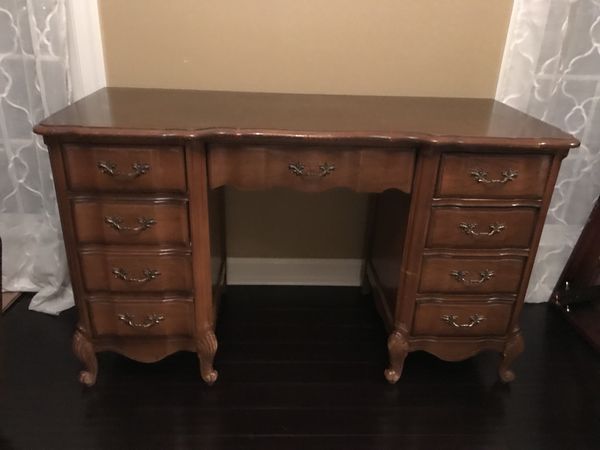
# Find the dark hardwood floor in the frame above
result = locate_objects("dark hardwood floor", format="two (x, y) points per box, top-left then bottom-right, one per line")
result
(0, 286), (599, 450)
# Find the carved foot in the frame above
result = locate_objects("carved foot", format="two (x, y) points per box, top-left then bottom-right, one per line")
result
(384, 329), (409, 384)
(72, 326), (98, 387)
(498, 331), (524, 383)
(197, 330), (219, 385)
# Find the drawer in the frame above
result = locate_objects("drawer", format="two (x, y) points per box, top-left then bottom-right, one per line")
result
(412, 301), (513, 337)
(436, 153), (551, 198)
(419, 255), (525, 294)
(208, 144), (415, 193)
(426, 206), (537, 249)
(63, 144), (186, 193)
(79, 251), (193, 293)
(90, 300), (194, 337)
(72, 198), (190, 245)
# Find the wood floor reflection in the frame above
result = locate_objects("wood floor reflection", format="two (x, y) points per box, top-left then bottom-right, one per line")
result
(0, 286), (598, 449)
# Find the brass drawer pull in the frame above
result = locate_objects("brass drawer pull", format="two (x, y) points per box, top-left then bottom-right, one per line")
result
(470, 168), (518, 184)
(104, 216), (157, 233)
(459, 222), (505, 237)
(97, 161), (150, 179)
(450, 269), (494, 285)
(288, 162), (335, 178)
(117, 313), (165, 329)
(112, 267), (161, 283)
(440, 314), (486, 328)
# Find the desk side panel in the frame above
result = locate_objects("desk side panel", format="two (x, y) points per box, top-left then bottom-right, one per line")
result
(208, 184), (226, 309)
(369, 190), (411, 329)
(46, 138), (93, 334)
(393, 148), (441, 331)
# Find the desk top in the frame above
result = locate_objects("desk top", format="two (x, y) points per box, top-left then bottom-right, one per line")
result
(35, 87), (579, 149)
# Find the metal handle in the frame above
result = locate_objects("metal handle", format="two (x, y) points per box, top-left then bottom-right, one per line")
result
(288, 162), (335, 178)
(117, 313), (165, 329)
(112, 267), (160, 283)
(104, 216), (157, 233)
(459, 222), (505, 237)
(470, 168), (518, 184)
(440, 314), (486, 328)
(450, 269), (495, 285)
(97, 161), (150, 179)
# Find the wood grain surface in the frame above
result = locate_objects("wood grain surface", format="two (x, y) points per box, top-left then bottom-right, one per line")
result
(35, 88), (578, 149)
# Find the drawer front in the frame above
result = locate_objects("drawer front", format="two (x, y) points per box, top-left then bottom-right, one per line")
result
(427, 207), (537, 249)
(419, 255), (525, 294)
(90, 300), (194, 337)
(72, 199), (190, 245)
(79, 252), (193, 293)
(413, 301), (513, 337)
(436, 153), (551, 198)
(208, 144), (415, 193)
(64, 144), (187, 193)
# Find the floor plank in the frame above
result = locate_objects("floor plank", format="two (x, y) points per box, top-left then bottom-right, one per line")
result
(0, 286), (599, 450)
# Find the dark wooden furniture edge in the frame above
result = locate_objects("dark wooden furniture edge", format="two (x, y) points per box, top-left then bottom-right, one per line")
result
(551, 198), (600, 352)
(33, 88), (579, 150)
(34, 124), (579, 150)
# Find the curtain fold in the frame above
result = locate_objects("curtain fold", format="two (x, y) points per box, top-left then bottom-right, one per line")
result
(0, 0), (73, 314)
(496, 0), (600, 302)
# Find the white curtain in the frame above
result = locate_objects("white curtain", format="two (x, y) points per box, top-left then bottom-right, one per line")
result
(496, 0), (600, 302)
(0, 0), (73, 314)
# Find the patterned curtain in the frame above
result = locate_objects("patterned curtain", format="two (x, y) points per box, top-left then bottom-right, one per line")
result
(0, 0), (73, 314)
(496, 0), (600, 302)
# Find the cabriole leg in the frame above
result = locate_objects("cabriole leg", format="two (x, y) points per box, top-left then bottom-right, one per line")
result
(498, 330), (524, 383)
(72, 325), (98, 387)
(197, 330), (219, 385)
(384, 329), (409, 384)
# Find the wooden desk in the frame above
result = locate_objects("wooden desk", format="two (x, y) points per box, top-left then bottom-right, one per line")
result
(35, 88), (579, 386)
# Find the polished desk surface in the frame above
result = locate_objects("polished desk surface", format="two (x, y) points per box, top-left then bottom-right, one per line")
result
(36, 87), (578, 148)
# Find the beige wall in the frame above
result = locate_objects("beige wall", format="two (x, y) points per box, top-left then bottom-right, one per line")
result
(99, 0), (513, 258)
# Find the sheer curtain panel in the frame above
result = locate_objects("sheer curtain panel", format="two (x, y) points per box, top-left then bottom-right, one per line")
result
(0, 0), (73, 314)
(497, 0), (600, 302)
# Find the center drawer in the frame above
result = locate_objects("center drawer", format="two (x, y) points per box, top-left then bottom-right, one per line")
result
(79, 251), (193, 293)
(208, 144), (415, 193)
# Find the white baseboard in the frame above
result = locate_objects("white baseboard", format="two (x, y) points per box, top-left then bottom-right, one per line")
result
(226, 258), (364, 286)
